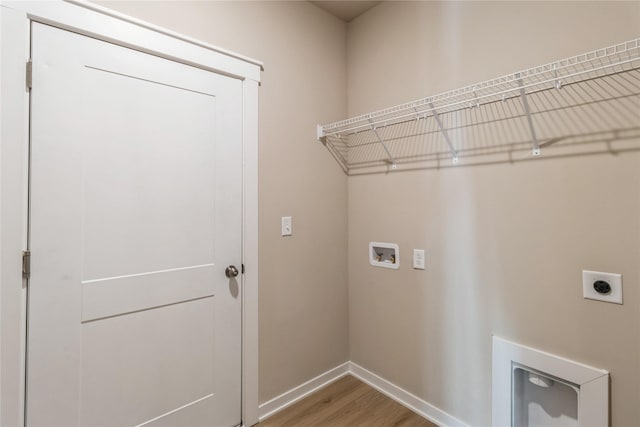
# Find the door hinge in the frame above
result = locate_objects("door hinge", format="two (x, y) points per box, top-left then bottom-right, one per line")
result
(241, 264), (245, 274)
(26, 60), (33, 90)
(22, 251), (31, 279)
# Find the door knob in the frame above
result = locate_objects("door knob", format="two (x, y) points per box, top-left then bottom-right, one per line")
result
(225, 265), (239, 278)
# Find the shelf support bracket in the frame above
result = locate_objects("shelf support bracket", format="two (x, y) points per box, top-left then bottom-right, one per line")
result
(516, 76), (541, 156)
(429, 103), (459, 164)
(368, 119), (397, 169)
(552, 64), (563, 90)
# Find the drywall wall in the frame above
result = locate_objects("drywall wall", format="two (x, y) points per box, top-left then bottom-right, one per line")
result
(347, 2), (639, 426)
(96, 1), (349, 404)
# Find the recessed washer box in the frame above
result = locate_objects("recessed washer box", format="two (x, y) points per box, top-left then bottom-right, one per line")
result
(369, 242), (399, 269)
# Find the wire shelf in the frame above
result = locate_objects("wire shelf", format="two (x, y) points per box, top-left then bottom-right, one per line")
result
(318, 38), (640, 174)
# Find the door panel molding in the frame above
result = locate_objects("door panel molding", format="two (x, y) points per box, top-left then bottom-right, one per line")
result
(82, 264), (216, 322)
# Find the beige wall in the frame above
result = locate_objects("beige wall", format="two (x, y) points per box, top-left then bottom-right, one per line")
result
(347, 2), (640, 426)
(96, 1), (350, 404)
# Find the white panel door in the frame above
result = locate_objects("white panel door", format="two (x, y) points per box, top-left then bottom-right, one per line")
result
(27, 22), (243, 427)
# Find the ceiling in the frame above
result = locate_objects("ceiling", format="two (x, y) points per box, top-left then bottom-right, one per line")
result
(310, 1), (382, 22)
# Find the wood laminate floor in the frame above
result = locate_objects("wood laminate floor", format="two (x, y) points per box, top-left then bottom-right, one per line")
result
(258, 375), (439, 427)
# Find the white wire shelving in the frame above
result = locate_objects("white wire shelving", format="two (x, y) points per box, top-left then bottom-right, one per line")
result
(317, 38), (640, 175)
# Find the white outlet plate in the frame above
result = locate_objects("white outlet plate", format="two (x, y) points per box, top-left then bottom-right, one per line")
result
(582, 270), (622, 304)
(413, 249), (425, 270)
(281, 216), (292, 236)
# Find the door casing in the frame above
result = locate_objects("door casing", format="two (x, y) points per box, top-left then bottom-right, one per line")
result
(0, 2), (261, 426)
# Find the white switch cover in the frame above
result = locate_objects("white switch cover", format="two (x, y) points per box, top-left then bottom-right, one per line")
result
(413, 249), (425, 270)
(281, 216), (292, 236)
(582, 270), (622, 304)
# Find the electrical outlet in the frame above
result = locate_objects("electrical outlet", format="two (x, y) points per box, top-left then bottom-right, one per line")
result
(281, 216), (292, 236)
(582, 270), (622, 304)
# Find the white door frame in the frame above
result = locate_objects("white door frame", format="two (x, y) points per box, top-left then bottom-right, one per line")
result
(0, 1), (261, 426)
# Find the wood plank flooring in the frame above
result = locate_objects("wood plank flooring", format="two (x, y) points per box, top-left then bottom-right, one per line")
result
(258, 375), (438, 427)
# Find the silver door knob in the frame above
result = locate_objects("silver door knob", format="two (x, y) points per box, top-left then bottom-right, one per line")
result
(225, 265), (239, 278)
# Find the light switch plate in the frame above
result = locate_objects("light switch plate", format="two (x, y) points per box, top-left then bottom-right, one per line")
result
(281, 216), (292, 236)
(413, 249), (425, 270)
(582, 270), (622, 304)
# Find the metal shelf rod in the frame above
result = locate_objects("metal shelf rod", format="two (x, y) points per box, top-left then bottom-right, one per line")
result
(320, 56), (639, 137)
(330, 69), (638, 147)
(321, 38), (639, 132)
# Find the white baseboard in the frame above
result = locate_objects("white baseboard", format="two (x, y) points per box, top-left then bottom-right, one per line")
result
(349, 362), (469, 427)
(257, 362), (350, 422)
(258, 360), (469, 427)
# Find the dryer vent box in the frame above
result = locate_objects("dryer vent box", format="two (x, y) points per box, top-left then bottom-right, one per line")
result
(369, 242), (399, 269)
